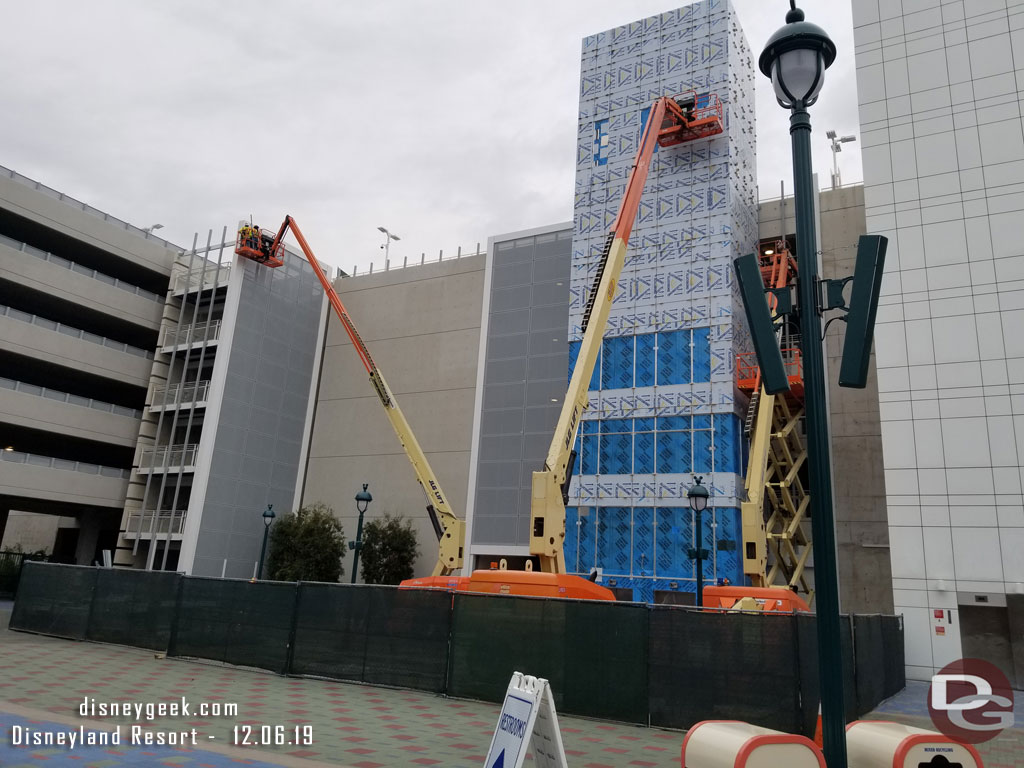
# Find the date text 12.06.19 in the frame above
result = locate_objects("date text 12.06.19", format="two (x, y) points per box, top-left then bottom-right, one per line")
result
(233, 725), (313, 746)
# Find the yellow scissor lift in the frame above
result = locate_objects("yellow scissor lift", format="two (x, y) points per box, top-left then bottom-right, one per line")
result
(733, 241), (814, 607)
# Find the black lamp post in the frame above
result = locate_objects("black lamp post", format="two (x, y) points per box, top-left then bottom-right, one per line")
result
(349, 484), (372, 584)
(686, 476), (710, 608)
(760, 3), (846, 767)
(257, 504), (275, 580)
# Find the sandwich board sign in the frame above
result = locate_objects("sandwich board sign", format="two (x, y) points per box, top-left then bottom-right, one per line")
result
(483, 671), (568, 768)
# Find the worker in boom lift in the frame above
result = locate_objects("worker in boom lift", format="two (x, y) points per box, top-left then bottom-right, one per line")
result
(258, 229), (274, 261)
(239, 224), (258, 251)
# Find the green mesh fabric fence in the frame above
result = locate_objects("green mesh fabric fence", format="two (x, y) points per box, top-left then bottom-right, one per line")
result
(853, 614), (886, 713)
(9, 564), (906, 731)
(649, 607), (801, 732)
(10, 562), (97, 639)
(881, 615), (906, 699)
(796, 613), (865, 736)
(169, 578), (297, 673)
(290, 584), (451, 692)
(448, 593), (649, 724)
(362, 587), (451, 691)
(87, 569), (181, 650)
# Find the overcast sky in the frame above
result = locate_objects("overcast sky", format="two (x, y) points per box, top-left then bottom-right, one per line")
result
(1, 1), (859, 274)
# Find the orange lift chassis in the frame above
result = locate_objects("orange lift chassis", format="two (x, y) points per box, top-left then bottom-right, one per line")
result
(234, 217), (465, 577)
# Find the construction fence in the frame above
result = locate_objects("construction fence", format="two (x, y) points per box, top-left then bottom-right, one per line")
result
(9, 562), (904, 734)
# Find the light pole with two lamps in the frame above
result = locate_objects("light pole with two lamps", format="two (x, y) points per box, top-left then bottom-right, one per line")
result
(759, 3), (847, 767)
(257, 504), (275, 580)
(686, 476), (710, 607)
(377, 226), (400, 264)
(349, 484), (373, 583)
(827, 130), (857, 190)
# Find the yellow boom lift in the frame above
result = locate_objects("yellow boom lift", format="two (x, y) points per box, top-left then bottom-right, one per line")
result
(234, 218), (465, 577)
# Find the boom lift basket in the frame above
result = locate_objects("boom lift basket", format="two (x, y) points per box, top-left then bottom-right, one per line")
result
(235, 228), (284, 268)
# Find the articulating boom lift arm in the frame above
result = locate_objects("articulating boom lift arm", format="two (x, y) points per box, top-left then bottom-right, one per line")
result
(263, 217), (465, 577)
(529, 95), (723, 574)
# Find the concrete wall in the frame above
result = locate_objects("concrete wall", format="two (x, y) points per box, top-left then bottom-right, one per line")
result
(0, 314), (153, 387)
(303, 255), (484, 580)
(0, 461), (128, 508)
(0, 511), (68, 554)
(0, 387), (140, 447)
(0, 167), (176, 277)
(0, 239), (163, 331)
(0, 167), (177, 561)
(757, 185), (893, 615)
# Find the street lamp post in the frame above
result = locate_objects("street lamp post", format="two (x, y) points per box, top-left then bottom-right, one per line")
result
(349, 484), (373, 583)
(257, 504), (275, 580)
(760, 3), (846, 767)
(686, 476), (710, 608)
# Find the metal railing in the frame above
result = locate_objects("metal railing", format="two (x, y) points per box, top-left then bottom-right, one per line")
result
(0, 449), (130, 479)
(124, 509), (188, 536)
(349, 243), (486, 277)
(0, 232), (164, 302)
(0, 163), (183, 252)
(151, 380), (211, 406)
(172, 264), (230, 294)
(0, 304), (154, 359)
(0, 376), (141, 418)
(162, 320), (220, 349)
(138, 443), (198, 470)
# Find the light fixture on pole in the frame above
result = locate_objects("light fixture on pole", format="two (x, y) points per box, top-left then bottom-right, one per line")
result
(142, 224), (164, 234)
(759, 2), (846, 766)
(257, 504), (275, 580)
(377, 226), (400, 263)
(686, 476), (710, 608)
(826, 130), (857, 190)
(349, 484), (372, 583)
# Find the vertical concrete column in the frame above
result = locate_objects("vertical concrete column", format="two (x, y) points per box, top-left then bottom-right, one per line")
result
(74, 513), (101, 565)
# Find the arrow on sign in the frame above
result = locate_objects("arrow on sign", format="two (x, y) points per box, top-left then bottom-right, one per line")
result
(489, 748), (505, 768)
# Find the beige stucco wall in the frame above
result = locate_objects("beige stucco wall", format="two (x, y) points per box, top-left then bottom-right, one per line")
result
(301, 255), (485, 579)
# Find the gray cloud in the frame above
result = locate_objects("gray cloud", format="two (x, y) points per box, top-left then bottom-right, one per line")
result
(1, 1), (860, 273)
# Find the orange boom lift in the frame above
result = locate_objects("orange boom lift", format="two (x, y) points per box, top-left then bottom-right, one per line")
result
(235, 217), (465, 578)
(405, 92), (726, 599)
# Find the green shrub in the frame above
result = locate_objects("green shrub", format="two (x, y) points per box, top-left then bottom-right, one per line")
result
(359, 514), (419, 585)
(267, 502), (346, 583)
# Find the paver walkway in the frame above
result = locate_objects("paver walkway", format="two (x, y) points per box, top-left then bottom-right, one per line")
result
(2, 605), (1021, 767)
(0, 607), (679, 767)
(864, 679), (1024, 768)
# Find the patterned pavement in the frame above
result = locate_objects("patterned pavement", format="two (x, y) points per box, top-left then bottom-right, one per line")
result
(3, 604), (1022, 767)
(0, 605), (680, 767)
(864, 679), (1024, 768)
